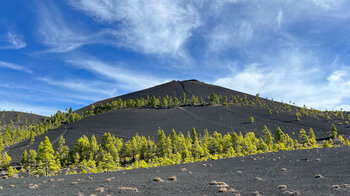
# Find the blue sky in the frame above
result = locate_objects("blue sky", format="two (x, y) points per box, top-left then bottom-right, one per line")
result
(1, 0), (350, 116)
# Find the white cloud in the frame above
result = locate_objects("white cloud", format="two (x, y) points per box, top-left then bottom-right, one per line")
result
(36, 2), (97, 53)
(69, 0), (201, 56)
(67, 59), (168, 91)
(214, 49), (350, 111)
(0, 101), (57, 116)
(208, 21), (253, 51)
(0, 60), (32, 73)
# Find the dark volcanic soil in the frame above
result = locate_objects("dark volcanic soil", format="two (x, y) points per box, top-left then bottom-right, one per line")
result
(6, 103), (350, 162)
(1, 147), (349, 196)
(0, 111), (48, 130)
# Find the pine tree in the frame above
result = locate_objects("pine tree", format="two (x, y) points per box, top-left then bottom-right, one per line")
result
(308, 128), (316, 146)
(330, 123), (337, 139)
(0, 137), (3, 152)
(1, 152), (11, 169)
(191, 127), (198, 144)
(74, 152), (80, 165)
(37, 136), (57, 175)
(28, 149), (37, 166)
(157, 129), (167, 157)
(21, 150), (28, 167)
(29, 130), (36, 144)
(275, 127), (286, 144)
(262, 126), (273, 149)
(58, 136), (70, 166)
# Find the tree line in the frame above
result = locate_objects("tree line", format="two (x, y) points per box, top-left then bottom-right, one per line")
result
(1, 124), (349, 177)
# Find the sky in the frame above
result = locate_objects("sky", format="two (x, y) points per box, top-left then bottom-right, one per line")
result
(1, 0), (350, 116)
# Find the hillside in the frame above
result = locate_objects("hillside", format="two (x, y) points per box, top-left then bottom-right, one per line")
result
(0, 111), (48, 131)
(76, 79), (257, 114)
(1, 147), (349, 195)
(4, 80), (350, 162)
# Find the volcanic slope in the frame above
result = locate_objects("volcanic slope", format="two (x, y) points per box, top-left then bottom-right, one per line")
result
(76, 79), (257, 114)
(0, 111), (48, 131)
(5, 80), (350, 162)
(2, 146), (350, 196)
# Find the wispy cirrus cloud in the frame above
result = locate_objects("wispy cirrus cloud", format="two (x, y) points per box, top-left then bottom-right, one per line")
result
(67, 58), (168, 91)
(0, 60), (32, 73)
(0, 32), (26, 50)
(0, 101), (57, 116)
(214, 48), (350, 110)
(68, 0), (201, 57)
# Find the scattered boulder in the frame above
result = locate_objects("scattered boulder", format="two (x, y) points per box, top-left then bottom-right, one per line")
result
(29, 184), (39, 189)
(10, 184), (15, 188)
(87, 176), (94, 180)
(332, 185), (341, 189)
(254, 177), (263, 181)
(105, 178), (111, 182)
(315, 158), (321, 161)
(278, 185), (287, 189)
(253, 190), (259, 195)
(280, 168), (287, 172)
(210, 180), (229, 187)
(237, 171), (242, 174)
(153, 177), (164, 182)
(118, 186), (139, 193)
(57, 178), (64, 182)
(342, 184), (350, 188)
(96, 186), (104, 193)
(0, 186), (3, 190)
(168, 176), (177, 181)
(180, 168), (187, 172)
(71, 181), (78, 185)
(218, 187), (227, 192)
(283, 190), (300, 195)
(313, 174), (324, 179)
(2, 176), (8, 179)
(49, 178), (55, 182)
(76, 192), (84, 196)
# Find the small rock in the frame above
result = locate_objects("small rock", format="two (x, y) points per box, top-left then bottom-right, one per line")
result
(168, 176), (177, 181)
(180, 168), (187, 172)
(188, 171), (192, 174)
(313, 174), (324, 179)
(77, 192), (84, 196)
(210, 180), (229, 187)
(57, 178), (64, 182)
(96, 186), (104, 193)
(49, 178), (55, 182)
(237, 171), (242, 174)
(235, 194), (241, 196)
(34, 174), (40, 178)
(208, 164), (213, 166)
(29, 184), (39, 189)
(278, 185), (287, 189)
(71, 181), (78, 185)
(332, 185), (341, 189)
(10, 184), (15, 188)
(218, 187), (227, 192)
(253, 190), (259, 195)
(254, 177), (263, 181)
(2, 176), (8, 179)
(315, 158), (321, 161)
(228, 188), (236, 192)
(0, 186), (3, 190)
(280, 168), (287, 172)
(283, 190), (300, 195)
(342, 184), (350, 188)
(153, 177), (164, 182)
(42, 180), (48, 183)
(87, 176), (94, 180)
(277, 157), (281, 159)
(105, 178), (111, 182)
(118, 186), (138, 192)
(88, 194), (96, 196)
(202, 163), (207, 166)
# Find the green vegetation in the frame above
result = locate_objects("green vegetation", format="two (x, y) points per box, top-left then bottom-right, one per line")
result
(250, 117), (254, 123)
(3, 126), (347, 177)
